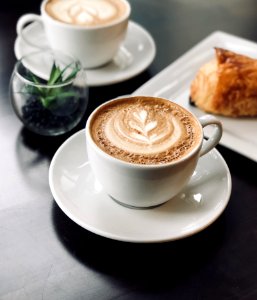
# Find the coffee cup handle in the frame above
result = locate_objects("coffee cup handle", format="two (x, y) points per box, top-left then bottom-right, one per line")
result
(198, 115), (223, 157)
(16, 14), (43, 48)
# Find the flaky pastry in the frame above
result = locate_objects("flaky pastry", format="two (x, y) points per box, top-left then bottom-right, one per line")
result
(190, 47), (257, 117)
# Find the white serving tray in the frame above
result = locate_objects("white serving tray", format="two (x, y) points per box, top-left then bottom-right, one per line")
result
(133, 31), (257, 162)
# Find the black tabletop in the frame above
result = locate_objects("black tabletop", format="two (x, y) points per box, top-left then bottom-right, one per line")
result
(1, 1), (257, 299)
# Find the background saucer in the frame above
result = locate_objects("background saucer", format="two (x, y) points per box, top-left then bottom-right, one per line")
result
(14, 21), (156, 86)
(49, 130), (232, 243)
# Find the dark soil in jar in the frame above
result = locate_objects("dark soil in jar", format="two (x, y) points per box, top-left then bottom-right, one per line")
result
(21, 96), (87, 134)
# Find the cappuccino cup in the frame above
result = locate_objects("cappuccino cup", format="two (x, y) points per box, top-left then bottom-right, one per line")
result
(85, 96), (223, 209)
(17, 0), (131, 69)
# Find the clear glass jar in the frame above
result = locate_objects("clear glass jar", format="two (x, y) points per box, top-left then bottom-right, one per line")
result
(10, 50), (88, 136)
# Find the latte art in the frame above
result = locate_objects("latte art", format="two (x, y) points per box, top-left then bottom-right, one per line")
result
(45, 0), (128, 26)
(105, 107), (183, 155)
(90, 97), (202, 164)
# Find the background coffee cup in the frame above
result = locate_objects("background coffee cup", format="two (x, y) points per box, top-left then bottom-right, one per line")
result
(16, 0), (131, 69)
(85, 96), (223, 209)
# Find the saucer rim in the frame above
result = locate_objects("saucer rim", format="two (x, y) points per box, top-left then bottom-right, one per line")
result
(49, 129), (232, 243)
(14, 20), (156, 87)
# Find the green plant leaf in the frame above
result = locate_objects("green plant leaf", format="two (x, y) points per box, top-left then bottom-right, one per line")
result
(23, 61), (81, 109)
(47, 62), (63, 85)
(62, 66), (80, 84)
(42, 91), (80, 108)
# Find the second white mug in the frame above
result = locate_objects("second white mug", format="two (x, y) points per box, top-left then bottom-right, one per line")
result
(17, 0), (131, 69)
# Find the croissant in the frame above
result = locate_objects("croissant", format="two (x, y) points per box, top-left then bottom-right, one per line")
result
(190, 47), (257, 117)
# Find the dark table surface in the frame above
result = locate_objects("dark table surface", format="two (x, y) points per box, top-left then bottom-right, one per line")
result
(1, 1), (257, 299)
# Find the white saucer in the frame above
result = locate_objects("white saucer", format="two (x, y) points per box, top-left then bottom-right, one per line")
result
(49, 130), (232, 243)
(14, 21), (156, 87)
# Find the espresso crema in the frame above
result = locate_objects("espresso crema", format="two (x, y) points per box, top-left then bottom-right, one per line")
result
(90, 97), (202, 165)
(45, 0), (128, 26)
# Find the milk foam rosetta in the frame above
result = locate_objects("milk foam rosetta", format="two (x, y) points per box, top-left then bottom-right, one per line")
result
(45, 0), (127, 26)
(90, 97), (202, 164)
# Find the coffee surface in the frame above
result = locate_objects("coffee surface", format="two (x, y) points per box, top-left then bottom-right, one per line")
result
(45, 0), (128, 26)
(90, 97), (202, 164)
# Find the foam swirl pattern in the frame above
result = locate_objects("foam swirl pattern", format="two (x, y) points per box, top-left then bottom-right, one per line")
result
(105, 107), (183, 154)
(46, 0), (126, 26)
(90, 97), (201, 164)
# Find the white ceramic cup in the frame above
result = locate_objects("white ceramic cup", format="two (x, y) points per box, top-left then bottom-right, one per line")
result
(16, 0), (131, 69)
(85, 96), (223, 209)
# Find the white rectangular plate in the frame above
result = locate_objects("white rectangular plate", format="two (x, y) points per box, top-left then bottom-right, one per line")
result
(133, 31), (257, 162)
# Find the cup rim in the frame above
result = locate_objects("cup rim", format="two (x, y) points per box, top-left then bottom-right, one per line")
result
(85, 96), (204, 169)
(14, 50), (83, 88)
(41, 0), (131, 30)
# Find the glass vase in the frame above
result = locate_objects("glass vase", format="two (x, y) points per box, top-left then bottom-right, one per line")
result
(10, 50), (88, 136)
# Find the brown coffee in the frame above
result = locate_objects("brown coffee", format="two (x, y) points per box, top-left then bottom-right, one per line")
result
(89, 96), (202, 165)
(45, 0), (128, 27)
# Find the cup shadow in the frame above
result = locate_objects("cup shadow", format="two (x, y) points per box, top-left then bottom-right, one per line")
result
(15, 125), (86, 190)
(51, 200), (228, 291)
